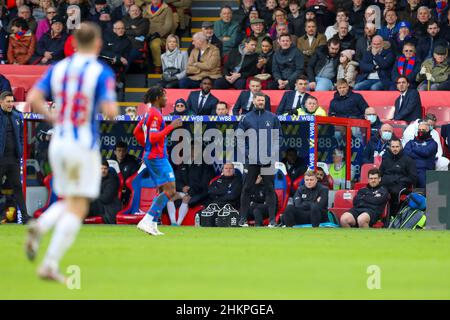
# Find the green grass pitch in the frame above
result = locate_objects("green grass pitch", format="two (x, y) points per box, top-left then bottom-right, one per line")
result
(1, 224), (450, 299)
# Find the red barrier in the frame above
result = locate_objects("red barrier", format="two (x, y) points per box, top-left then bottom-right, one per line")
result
(0, 65), (49, 97)
(162, 89), (450, 117)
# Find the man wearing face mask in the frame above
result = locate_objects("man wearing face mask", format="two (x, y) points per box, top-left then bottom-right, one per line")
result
(364, 107), (383, 137)
(380, 138), (417, 215)
(404, 122), (438, 188)
(402, 113), (450, 171)
(362, 124), (395, 164)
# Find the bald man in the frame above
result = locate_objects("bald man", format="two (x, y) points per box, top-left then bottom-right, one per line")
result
(362, 123), (395, 164)
(364, 107), (383, 136)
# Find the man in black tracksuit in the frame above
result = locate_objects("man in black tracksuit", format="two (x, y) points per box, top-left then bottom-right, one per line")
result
(0, 91), (28, 223)
(207, 163), (242, 209)
(282, 170), (328, 227)
(341, 168), (389, 228)
(237, 92), (281, 227)
(380, 138), (417, 215)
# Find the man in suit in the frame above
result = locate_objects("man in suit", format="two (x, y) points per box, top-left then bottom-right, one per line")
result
(232, 78), (271, 115)
(393, 75), (422, 122)
(186, 76), (219, 115)
(276, 75), (311, 115)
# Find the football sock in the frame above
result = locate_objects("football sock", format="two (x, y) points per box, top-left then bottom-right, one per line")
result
(177, 203), (189, 226)
(167, 201), (177, 224)
(37, 201), (66, 234)
(147, 192), (169, 222)
(43, 212), (81, 268)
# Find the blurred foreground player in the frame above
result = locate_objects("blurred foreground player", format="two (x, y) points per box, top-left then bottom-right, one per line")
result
(25, 22), (119, 283)
(133, 86), (182, 236)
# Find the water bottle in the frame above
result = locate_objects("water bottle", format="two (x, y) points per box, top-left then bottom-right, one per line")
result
(195, 213), (200, 227)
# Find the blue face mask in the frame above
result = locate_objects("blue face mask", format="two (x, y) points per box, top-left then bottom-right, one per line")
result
(334, 131), (342, 140)
(366, 115), (377, 124)
(381, 131), (392, 141)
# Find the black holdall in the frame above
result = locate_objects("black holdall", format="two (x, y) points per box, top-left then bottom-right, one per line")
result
(200, 203), (221, 227)
(215, 204), (240, 228)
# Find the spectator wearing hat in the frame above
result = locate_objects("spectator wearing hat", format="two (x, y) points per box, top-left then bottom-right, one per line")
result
(123, 4), (149, 62)
(160, 34), (187, 88)
(287, 0), (304, 37)
(269, 34), (304, 90)
(32, 15), (67, 65)
(416, 20), (449, 61)
(242, 5), (260, 37)
(249, 18), (267, 53)
(306, 37), (341, 91)
(354, 35), (395, 90)
(392, 75), (422, 122)
(89, 0), (113, 32)
(296, 19), (326, 67)
(417, 45), (450, 90)
(413, 6), (432, 40)
(390, 21), (418, 57)
(180, 32), (221, 89)
(337, 49), (358, 88)
(142, 0), (175, 74)
(7, 18), (36, 65)
(391, 42), (421, 89)
(214, 5), (240, 56)
(214, 35), (259, 89)
(170, 98), (190, 115)
(188, 21), (223, 56)
(378, 9), (399, 41)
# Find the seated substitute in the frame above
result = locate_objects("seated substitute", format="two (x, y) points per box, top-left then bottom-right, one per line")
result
(206, 163), (242, 210)
(282, 170), (329, 227)
(87, 159), (122, 224)
(340, 168), (389, 228)
(246, 174), (278, 227)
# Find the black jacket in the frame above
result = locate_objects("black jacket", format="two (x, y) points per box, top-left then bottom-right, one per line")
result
(329, 90), (369, 119)
(353, 184), (389, 214)
(362, 134), (391, 164)
(233, 90), (271, 115)
(332, 33), (356, 51)
(276, 90), (312, 115)
(393, 89), (423, 123)
(416, 35), (449, 61)
(272, 45), (304, 83)
(0, 108), (23, 160)
(123, 15), (150, 50)
(100, 31), (132, 64)
(110, 153), (140, 182)
(306, 45), (340, 83)
(91, 169), (122, 224)
(237, 108), (282, 165)
(223, 46), (259, 79)
(35, 31), (68, 63)
(380, 149), (417, 190)
(207, 174), (242, 208)
(175, 163), (216, 205)
(293, 183), (328, 214)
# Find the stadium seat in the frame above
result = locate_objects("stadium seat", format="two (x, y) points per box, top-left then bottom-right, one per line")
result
(328, 189), (358, 221)
(376, 106), (395, 121)
(12, 87), (26, 101)
(425, 106), (450, 123)
(116, 164), (157, 225)
(371, 202), (390, 228)
(0, 65), (49, 96)
(354, 163), (379, 190)
(26, 159), (43, 186)
(383, 120), (408, 139)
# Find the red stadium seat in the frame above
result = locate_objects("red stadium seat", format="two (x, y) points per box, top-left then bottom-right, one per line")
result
(12, 87), (26, 101)
(426, 106), (450, 123)
(329, 189), (358, 221)
(0, 65), (49, 97)
(376, 106), (395, 121)
(33, 174), (57, 218)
